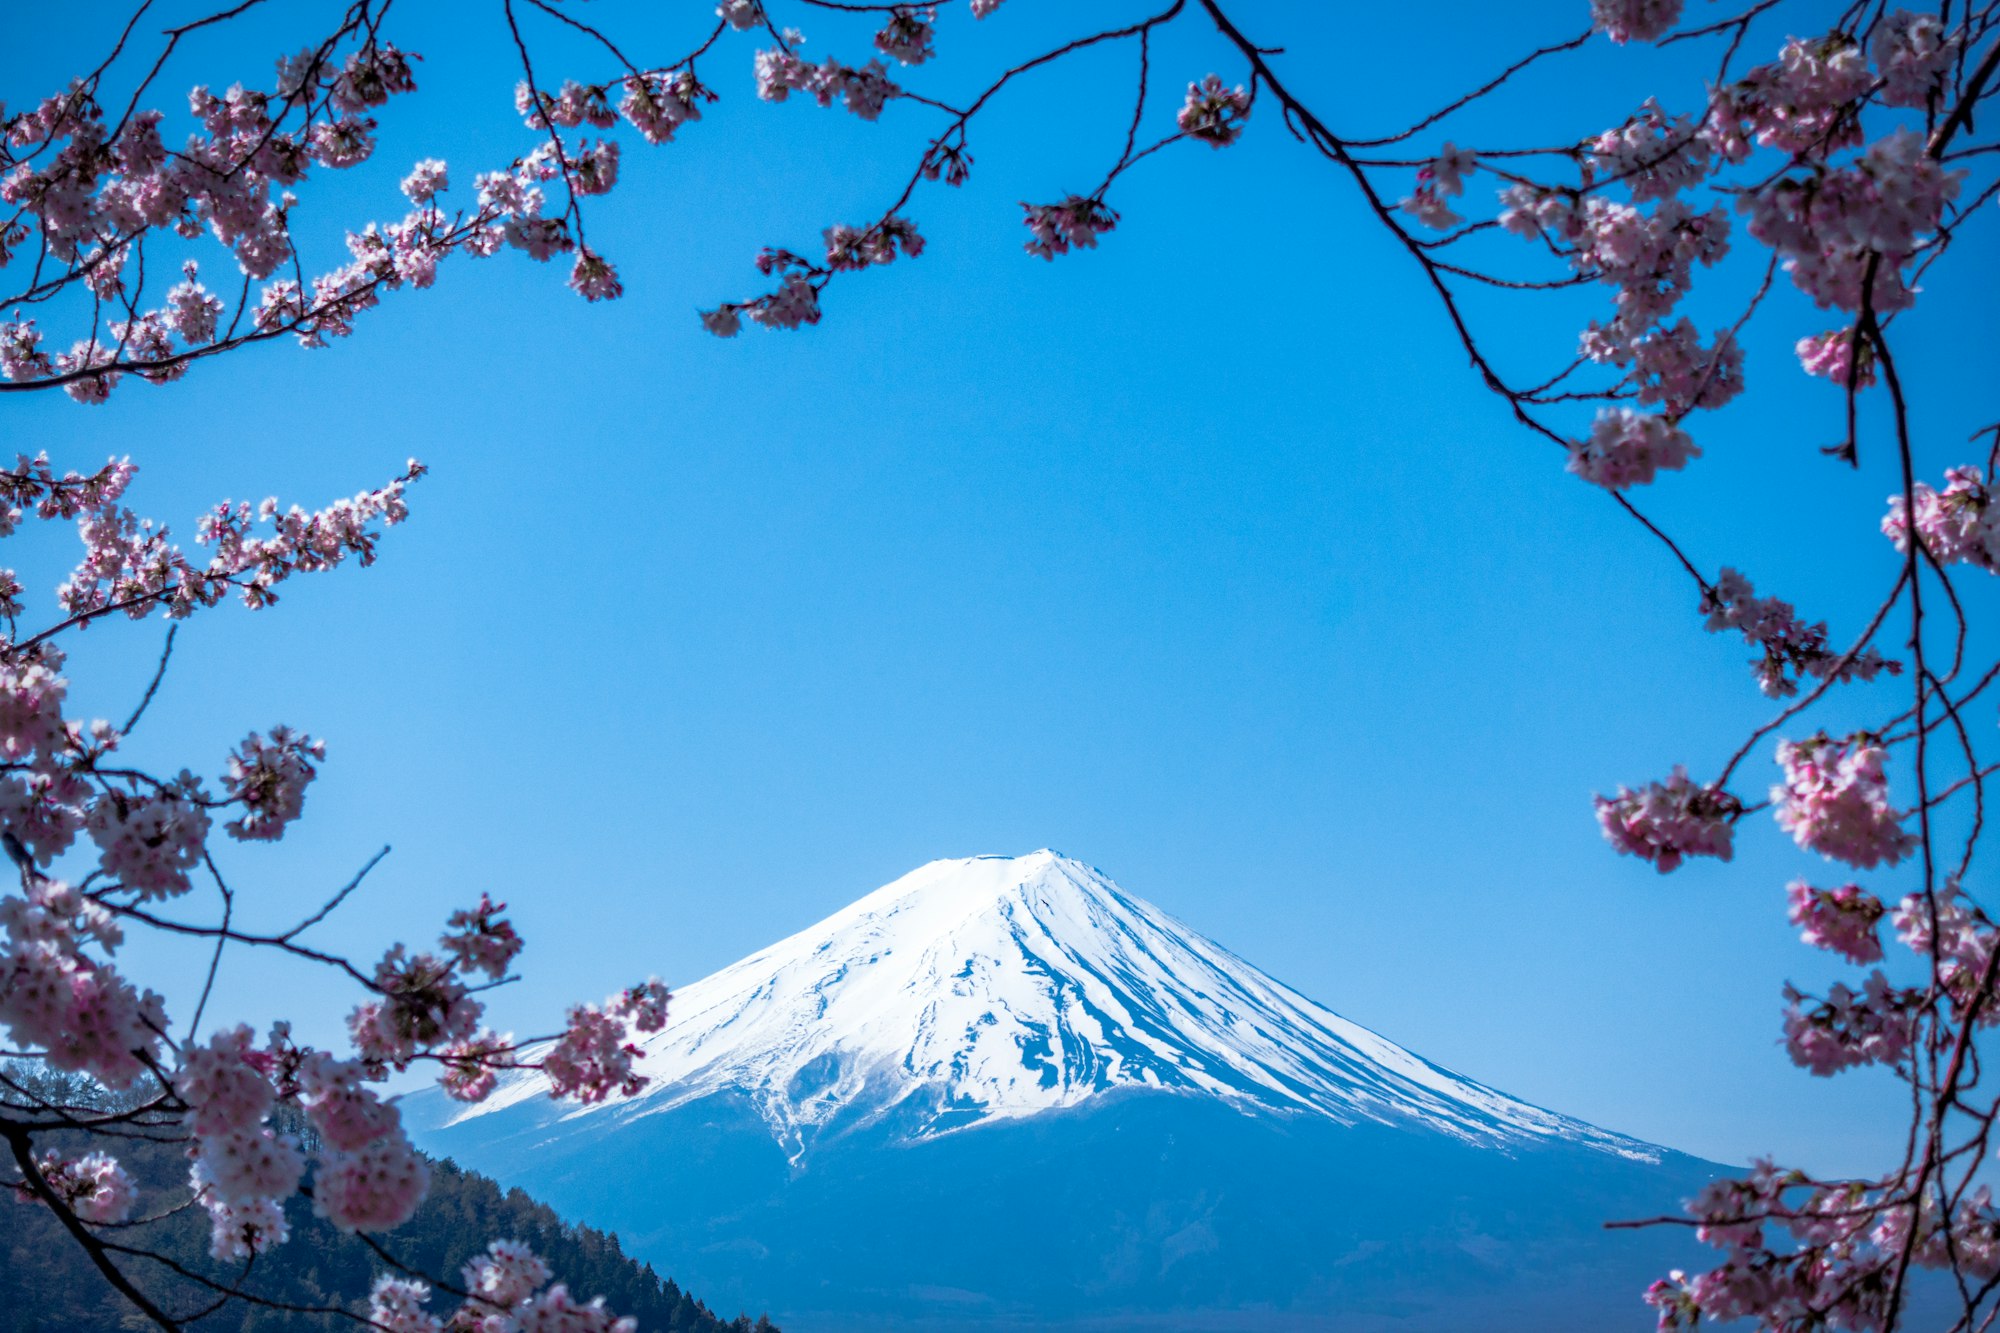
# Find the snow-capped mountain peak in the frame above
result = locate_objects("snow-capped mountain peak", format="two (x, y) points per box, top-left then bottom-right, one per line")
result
(449, 851), (1655, 1163)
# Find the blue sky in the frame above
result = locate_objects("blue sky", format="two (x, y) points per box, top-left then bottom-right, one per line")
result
(10, 0), (1998, 1173)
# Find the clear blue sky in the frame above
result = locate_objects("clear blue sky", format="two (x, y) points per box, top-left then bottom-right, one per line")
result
(10, 0), (1997, 1174)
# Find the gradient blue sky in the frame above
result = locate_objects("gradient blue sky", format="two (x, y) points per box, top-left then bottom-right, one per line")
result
(10, 0), (1998, 1174)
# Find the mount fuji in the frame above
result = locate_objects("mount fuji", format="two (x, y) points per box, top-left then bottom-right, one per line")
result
(407, 851), (1722, 1331)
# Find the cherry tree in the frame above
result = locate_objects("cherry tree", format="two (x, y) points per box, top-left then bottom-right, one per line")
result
(3, 0), (1998, 1329)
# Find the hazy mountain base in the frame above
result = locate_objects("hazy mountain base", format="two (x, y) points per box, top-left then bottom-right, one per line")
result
(413, 1084), (1726, 1332)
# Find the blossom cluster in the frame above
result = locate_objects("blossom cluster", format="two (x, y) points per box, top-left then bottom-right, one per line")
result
(1604, 319), (1742, 417)
(0, 455), (671, 1301)
(1502, 189), (1731, 367)
(1699, 567), (1897, 698)
(1399, 143), (1476, 230)
(16, 1149), (137, 1223)
(822, 216), (927, 272)
(1022, 196), (1120, 261)
(1594, 766), (1740, 872)
(1891, 884), (2000, 1028)
(1782, 971), (1917, 1075)
(368, 1240), (640, 1328)
(1883, 466), (2000, 572)
(542, 980), (673, 1104)
(1566, 408), (1698, 491)
(1, 863), (165, 1089)
(755, 37), (901, 121)
(1586, 100), (1711, 204)
(1771, 733), (1915, 870)
(1794, 327), (1873, 387)
(23, 457), (422, 655)
(1177, 75), (1252, 149)
(1651, 1160), (2000, 1329)
(4, 0), (783, 403)
(1590, 0), (1684, 44)
(699, 210), (924, 337)
(0, 39), (433, 400)
(367, 1241), (639, 1332)
(220, 726), (324, 840)
(1872, 11), (1958, 109)
(874, 9), (937, 67)
(1785, 880), (1885, 965)
(1743, 128), (1962, 315)
(175, 1013), (479, 1248)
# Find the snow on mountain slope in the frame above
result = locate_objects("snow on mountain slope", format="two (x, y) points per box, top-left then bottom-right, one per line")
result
(446, 851), (1657, 1163)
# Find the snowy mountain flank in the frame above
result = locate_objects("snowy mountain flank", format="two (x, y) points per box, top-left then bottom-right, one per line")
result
(451, 851), (1652, 1163)
(410, 852), (1721, 1332)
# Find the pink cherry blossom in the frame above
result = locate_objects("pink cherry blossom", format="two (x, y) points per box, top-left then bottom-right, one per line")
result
(1587, 100), (1711, 202)
(1743, 128), (1962, 314)
(1610, 319), (1741, 416)
(515, 1284), (640, 1333)
(192, 1125), (305, 1205)
(350, 944), (481, 1067)
(1399, 145), (1473, 230)
(84, 785), (211, 899)
(756, 43), (900, 121)
(823, 215), (925, 270)
(0, 770), (88, 864)
(1883, 466), (2000, 572)
(221, 726), (324, 840)
(439, 1029), (511, 1102)
(313, 1125), (430, 1232)
(463, 1238), (554, 1309)
(1022, 197), (1118, 260)
(748, 272), (821, 330)
(567, 250), (623, 303)
(442, 894), (525, 979)
(1772, 733), (1915, 870)
(1590, 0), (1683, 43)
(1686, 1160), (1791, 1253)
(1872, 10), (1957, 110)
(1700, 567), (1896, 698)
(1567, 408), (1699, 490)
(542, 999), (648, 1103)
(200, 1193), (289, 1260)
(1178, 75), (1252, 148)
(1795, 327), (1873, 388)
(1782, 971), (1917, 1075)
(179, 1024), (277, 1136)
(1890, 884), (1996, 998)
(0, 654), (68, 760)
(400, 158), (449, 203)
(875, 9), (937, 67)
(619, 71), (709, 145)
(1705, 34), (1871, 161)
(27, 1150), (136, 1223)
(0, 868), (168, 1088)
(1785, 881), (1886, 964)
(300, 1053), (402, 1150)
(1594, 766), (1739, 872)
(370, 1277), (443, 1333)
(612, 978), (671, 1032)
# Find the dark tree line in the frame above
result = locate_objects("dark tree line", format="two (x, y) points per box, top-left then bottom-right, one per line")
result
(4, 1066), (776, 1333)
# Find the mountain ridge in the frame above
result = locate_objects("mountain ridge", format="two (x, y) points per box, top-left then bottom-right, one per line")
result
(443, 851), (1663, 1162)
(410, 851), (1718, 1331)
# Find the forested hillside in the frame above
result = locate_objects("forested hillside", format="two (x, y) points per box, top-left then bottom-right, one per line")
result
(6, 1082), (775, 1333)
